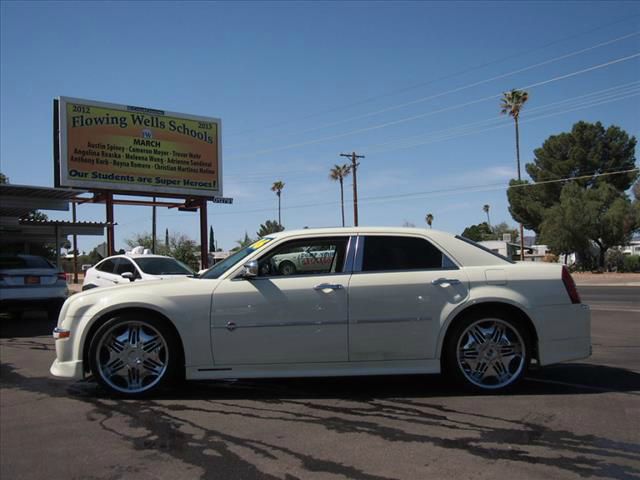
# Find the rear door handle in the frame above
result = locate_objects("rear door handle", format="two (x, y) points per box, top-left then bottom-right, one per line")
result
(431, 278), (461, 286)
(314, 283), (344, 290)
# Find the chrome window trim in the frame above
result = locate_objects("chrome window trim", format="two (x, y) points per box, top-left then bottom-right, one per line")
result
(353, 235), (365, 272)
(343, 235), (357, 273)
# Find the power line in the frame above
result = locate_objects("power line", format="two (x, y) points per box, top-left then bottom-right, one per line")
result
(362, 81), (640, 152)
(228, 52), (640, 160)
(158, 168), (639, 218)
(218, 86), (639, 192)
(225, 15), (640, 139)
(366, 85), (640, 154)
(221, 82), (640, 182)
(249, 31), (640, 141)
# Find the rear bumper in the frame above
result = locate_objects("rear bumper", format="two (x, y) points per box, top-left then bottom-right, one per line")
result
(535, 303), (591, 366)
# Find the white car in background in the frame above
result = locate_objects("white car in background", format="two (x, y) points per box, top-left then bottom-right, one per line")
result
(52, 227), (591, 397)
(82, 249), (194, 290)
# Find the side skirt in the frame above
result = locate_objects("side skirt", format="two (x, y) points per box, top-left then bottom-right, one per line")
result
(186, 359), (441, 381)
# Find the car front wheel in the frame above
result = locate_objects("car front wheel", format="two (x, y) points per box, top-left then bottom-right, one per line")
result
(89, 314), (179, 397)
(445, 314), (530, 392)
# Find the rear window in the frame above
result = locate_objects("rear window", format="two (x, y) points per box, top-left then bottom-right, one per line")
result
(133, 257), (193, 275)
(0, 255), (54, 269)
(362, 236), (456, 272)
(455, 235), (514, 264)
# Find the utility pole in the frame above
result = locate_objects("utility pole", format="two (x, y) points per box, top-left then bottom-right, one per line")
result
(340, 151), (365, 226)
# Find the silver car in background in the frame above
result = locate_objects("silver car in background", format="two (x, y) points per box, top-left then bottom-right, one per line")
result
(0, 254), (68, 320)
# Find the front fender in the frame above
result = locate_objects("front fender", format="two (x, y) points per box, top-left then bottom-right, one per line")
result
(57, 278), (216, 371)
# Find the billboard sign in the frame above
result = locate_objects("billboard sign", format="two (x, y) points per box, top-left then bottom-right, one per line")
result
(55, 97), (222, 197)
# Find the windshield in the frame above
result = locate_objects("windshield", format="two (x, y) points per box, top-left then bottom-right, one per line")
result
(201, 237), (274, 279)
(133, 257), (194, 275)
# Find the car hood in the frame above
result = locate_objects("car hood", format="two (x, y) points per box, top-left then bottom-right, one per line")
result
(62, 276), (220, 318)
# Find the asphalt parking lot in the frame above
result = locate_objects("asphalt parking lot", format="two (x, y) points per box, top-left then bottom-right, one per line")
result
(1, 286), (638, 480)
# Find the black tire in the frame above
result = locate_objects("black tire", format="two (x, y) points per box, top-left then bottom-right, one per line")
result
(443, 312), (531, 392)
(88, 313), (181, 397)
(278, 261), (297, 276)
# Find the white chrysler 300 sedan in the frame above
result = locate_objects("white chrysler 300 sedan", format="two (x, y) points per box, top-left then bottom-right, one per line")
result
(50, 228), (591, 396)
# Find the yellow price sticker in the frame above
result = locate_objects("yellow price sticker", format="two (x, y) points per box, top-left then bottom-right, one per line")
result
(249, 238), (272, 250)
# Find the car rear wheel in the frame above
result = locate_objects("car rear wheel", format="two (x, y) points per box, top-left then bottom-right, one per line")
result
(89, 314), (179, 397)
(445, 314), (530, 392)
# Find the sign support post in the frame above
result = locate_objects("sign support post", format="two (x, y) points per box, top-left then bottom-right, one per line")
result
(199, 199), (208, 269)
(106, 193), (115, 256)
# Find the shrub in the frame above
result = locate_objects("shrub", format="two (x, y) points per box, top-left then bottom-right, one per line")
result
(621, 255), (640, 273)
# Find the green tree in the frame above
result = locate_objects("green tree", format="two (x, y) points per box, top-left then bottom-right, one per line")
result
(0, 172), (8, 184)
(425, 213), (434, 229)
(540, 183), (638, 269)
(491, 222), (520, 243)
(271, 180), (285, 226)
(329, 164), (351, 227)
(461, 222), (493, 241)
(209, 226), (215, 252)
(257, 220), (284, 238)
(508, 121), (638, 234)
(125, 232), (199, 270)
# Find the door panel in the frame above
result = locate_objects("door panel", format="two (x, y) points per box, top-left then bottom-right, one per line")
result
(348, 271), (468, 360)
(211, 274), (350, 365)
(348, 235), (469, 361)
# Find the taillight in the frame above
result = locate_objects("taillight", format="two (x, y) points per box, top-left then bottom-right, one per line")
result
(58, 272), (67, 281)
(562, 266), (581, 304)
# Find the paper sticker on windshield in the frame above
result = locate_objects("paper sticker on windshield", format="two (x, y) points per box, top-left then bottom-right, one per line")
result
(249, 238), (273, 250)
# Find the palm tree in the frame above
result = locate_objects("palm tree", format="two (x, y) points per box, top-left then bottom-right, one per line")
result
(501, 89), (529, 260)
(271, 181), (285, 225)
(425, 213), (434, 229)
(483, 204), (491, 227)
(500, 89), (529, 181)
(329, 164), (351, 227)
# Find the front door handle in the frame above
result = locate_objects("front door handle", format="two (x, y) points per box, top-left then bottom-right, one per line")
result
(431, 278), (461, 286)
(226, 322), (237, 331)
(314, 283), (344, 290)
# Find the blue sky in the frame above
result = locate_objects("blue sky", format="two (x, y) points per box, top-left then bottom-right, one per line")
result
(1, 1), (639, 253)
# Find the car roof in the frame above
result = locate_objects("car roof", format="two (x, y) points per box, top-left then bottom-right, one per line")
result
(101, 254), (173, 260)
(264, 226), (454, 241)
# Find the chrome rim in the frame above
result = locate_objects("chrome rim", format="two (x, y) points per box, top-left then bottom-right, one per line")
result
(95, 321), (168, 394)
(456, 319), (525, 390)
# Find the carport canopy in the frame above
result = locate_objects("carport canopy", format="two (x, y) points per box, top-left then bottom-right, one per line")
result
(0, 184), (107, 267)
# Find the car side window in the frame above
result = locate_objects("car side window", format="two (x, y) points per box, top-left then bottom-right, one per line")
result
(361, 236), (456, 272)
(257, 237), (349, 277)
(115, 258), (138, 276)
(96, 259), (116, 273)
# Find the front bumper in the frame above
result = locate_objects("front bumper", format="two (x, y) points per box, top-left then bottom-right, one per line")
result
(535, 303), (591, 366)
(50, 326), (85, 380)
(50, 358), (84, 379)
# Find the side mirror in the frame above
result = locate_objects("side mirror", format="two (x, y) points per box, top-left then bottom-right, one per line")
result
(242, 260), (259, 278)
(121, 272), (135, 282)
